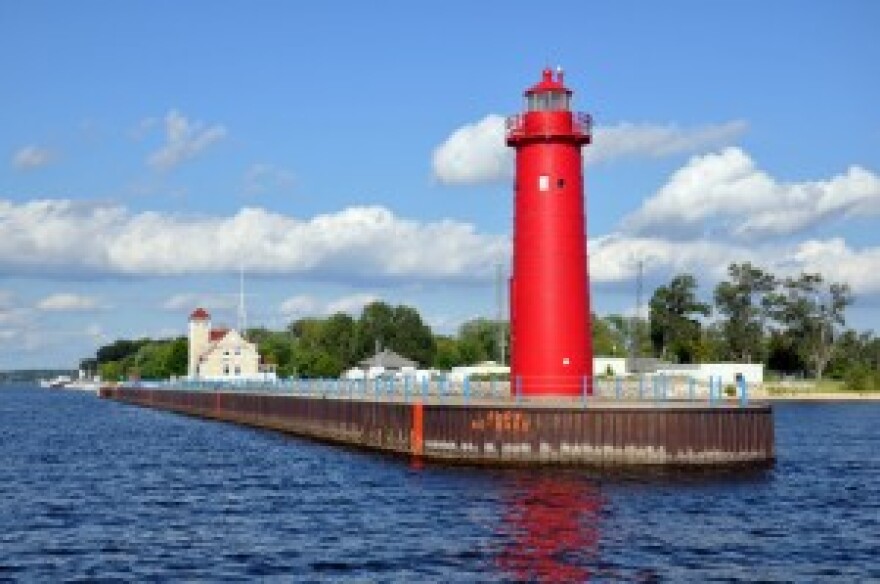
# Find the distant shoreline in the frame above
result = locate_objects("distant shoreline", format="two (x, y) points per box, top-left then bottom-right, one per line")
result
(758, 392), (880, 402)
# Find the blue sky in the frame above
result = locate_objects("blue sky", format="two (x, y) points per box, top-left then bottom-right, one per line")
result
(2, 1), (878, 369)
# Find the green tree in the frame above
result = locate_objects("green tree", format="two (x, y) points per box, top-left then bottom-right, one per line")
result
(649, 273), (711, 363)
(714, 262), (776, 362)
(319, 312), (358, 367)
(767, 273), (853, 379)
(592, 314), (627, 356)
(457, 318), (500, 363)
(432, 336), (462, 369)
(390, 305), (435, 365)
(258, 332), (295, 377)
(766, 330), (806, 374)
(165, 337), (188, 377)
(97, 338), (147, 364)
(99, 360), (124, 381)
(356, 301), (396, 358)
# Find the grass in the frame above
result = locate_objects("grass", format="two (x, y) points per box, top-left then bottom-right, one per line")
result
(764, 378), (878, 395)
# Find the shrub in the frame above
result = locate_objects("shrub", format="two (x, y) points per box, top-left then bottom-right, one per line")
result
(844, 365), (878, 392)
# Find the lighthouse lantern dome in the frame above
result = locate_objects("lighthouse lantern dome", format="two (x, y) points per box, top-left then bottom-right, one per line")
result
(524, 67), (572, 112)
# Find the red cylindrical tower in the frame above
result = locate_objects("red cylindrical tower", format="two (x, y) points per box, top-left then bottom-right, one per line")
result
(507, 68), (593, 397)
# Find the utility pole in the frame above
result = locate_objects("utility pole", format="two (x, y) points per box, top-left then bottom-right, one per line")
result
(496, 263), (507, 365)
(632, 259), (644, 370)
(238, 264), (248, 341)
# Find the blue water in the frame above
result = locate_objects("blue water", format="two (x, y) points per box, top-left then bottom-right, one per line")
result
(1, 386), (877, 582)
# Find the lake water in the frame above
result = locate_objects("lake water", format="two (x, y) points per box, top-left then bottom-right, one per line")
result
(1, 385), (878, 581)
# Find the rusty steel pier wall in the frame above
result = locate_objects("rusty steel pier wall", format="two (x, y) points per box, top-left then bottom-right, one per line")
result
(99, 387), (774, 468)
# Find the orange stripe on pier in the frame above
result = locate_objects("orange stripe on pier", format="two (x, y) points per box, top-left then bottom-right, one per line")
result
(411, 402), (424, 456)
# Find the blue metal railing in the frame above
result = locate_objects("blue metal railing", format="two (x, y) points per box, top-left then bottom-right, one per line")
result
(123, 372), (757, 408)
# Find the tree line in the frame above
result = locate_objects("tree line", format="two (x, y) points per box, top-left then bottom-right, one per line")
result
(90, 301), (507, 381)
(88, 263), (879, 390)
(643, 263), (878, 390)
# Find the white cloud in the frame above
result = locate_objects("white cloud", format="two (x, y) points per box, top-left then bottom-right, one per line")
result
(37, 293), (100, 312)
(589, 234), (756, 284)
(279, 295), (320, 318)
(431, 115), (746, 185)
(325, 293), (379, 315)
(622, 147), (880, 239)
(280, 292), (379, 318)
(147, 110), (227, 171)
(588, 233), (880, 295)
(11, 145), (54, 170)
(0, 199), (508, 283)
(432, 114), (511, 185)
(791, 238), (880, 294)
(586, 121), (747, 165)
(242, 163), (295, 196)
(162, 293), (237, 312)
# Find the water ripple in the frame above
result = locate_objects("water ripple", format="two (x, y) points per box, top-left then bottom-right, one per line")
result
(1, 387), (878, 581)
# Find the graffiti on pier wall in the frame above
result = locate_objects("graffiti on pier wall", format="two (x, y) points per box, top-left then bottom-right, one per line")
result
(471, 410), (531, 434)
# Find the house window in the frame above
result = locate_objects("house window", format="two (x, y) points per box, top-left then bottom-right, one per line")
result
(223, 365), (230, 375)
(235, 346), (241, 355)
(235, 366), (241, 376)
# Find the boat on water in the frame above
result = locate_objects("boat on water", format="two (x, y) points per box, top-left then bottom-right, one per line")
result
(66, 378), (101, 392)
(38, 375), (73, 389)
(38, 374), (101, 392)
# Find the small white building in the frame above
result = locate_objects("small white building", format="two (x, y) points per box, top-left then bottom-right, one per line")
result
(594, 357), (627, 377)
(448, 361), (510, 382)
(342, 348), (434, 381)
(656, 362), (764, 386)
(188, 307), (276, 382)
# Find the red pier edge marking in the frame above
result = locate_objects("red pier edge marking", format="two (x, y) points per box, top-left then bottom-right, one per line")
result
(411, 402), (424, 456)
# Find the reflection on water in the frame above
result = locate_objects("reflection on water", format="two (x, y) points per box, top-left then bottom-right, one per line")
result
(496, 475), (602, 582)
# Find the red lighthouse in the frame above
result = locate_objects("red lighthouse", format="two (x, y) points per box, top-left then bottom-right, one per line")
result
(507, 68), (593, 397)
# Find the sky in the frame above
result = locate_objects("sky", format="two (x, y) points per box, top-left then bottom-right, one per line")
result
(1, 1), (879, 369)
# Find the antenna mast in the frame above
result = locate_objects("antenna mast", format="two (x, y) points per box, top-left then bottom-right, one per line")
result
(633, 259), (644, 367)
(238, 264), (248, 340)
(496, 263), (507, 365)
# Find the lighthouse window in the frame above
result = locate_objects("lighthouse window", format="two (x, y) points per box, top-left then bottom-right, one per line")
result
(557, 178), (565, 188)
(556, 92), (571, 110)
(539, 175), (550, 192)
(527, 93), (551, 111)
(527, 91), (570, 112)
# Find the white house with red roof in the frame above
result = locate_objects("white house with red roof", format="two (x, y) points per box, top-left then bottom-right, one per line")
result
(187, 307), (275, 381)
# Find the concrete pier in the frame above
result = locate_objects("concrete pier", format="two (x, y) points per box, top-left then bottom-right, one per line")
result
(100, 386), (774, 468)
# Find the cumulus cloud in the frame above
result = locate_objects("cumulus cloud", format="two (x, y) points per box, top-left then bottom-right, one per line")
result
(431, 115), (746, 184)
(37, 293), (101, 312)
(588, 234), (754, 284)
(11, 145), (54, 170)
(147, 110), (227, 171)
(586, 121), (747, 165)
(0, 199), (508, 283)
(589, 234), (880, 295)
(280, 293), (379, 318)
(791, 238), (880, 294)
(622, 147), (880, 239)
(432, 115), (511, 185)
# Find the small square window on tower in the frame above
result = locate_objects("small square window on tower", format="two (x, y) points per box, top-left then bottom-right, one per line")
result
(538, 175), (550, 192)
